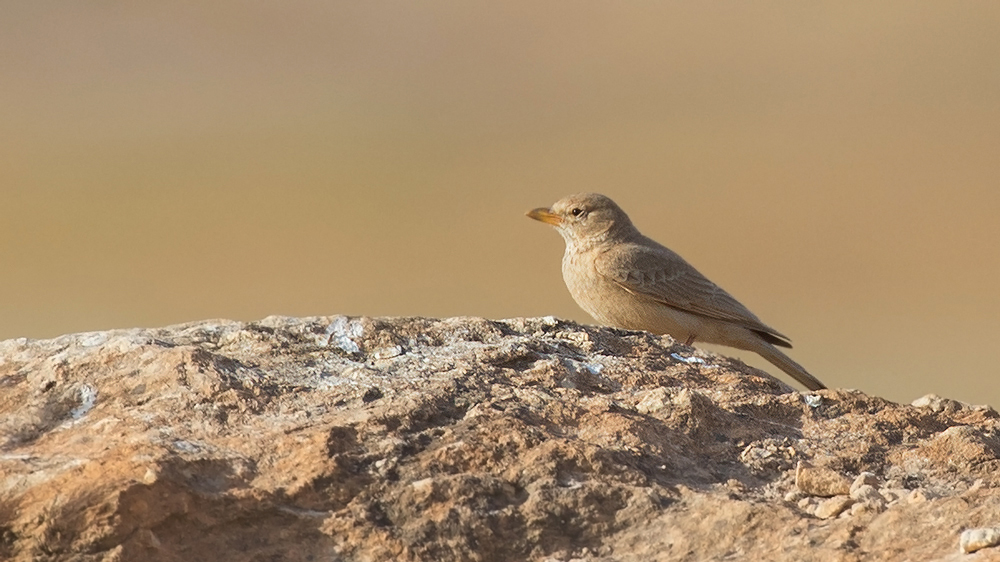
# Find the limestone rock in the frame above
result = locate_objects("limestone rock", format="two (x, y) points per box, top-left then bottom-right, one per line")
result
(815, 495), (854, 519)
(795, 460), (851, 497)
(851, 471), (880, 493)
(960, 527), (1000, 554)
(912, 393), (964, 414)
(850, 484), (886, 506)
(0, 315), (999, 562)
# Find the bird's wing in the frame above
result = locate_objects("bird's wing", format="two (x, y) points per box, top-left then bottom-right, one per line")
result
(595, 240), (791, 345)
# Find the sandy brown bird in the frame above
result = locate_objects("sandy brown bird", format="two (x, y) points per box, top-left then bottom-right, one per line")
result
(527, 193), (826, 391)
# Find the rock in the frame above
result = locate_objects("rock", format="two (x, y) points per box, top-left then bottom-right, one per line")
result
(908, 488), (939, 503)
(851, 471), (880, 494)
(635, 387), (672, 415)
(850, 500), (884, 517)
(851, 484), (886, 506)
(963, 479), (987, 497)
(1, 315), (999, 562)
(960, 527), (1000, 553)
(739, 437), (798, 474)
(795, 460), (852, 497)
(913, 425), (1000, 469)
(881, 488), (909, 504)
(815, 495), (855, 519)
(912, 393), (964, 414)
(784, 490), (805, 503)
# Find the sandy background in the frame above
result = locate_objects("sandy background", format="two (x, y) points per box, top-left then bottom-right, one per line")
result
(3, 2), (998, 406)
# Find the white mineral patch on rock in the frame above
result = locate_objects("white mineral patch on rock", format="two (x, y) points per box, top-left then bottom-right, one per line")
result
(326, 316), (362, 353)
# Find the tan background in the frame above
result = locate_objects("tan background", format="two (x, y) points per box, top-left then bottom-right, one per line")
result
(2, 2), (998, 406)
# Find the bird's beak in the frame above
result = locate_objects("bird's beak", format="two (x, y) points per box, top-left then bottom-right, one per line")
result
(526, 207), (563, 226)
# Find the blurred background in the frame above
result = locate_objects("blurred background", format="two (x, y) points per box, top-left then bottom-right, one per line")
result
(2, 2), (998, 406)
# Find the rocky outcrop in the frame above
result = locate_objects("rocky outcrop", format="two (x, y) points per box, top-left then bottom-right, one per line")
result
(1, 316), (998, 561)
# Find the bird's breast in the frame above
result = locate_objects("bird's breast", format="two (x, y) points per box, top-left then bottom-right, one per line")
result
(560, 247), (700, 340)
(561, 249), (631, 326)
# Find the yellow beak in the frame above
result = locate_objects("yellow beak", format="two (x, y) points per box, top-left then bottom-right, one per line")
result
(526, 207), (563, 226)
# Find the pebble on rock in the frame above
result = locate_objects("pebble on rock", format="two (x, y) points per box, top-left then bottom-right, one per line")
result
(850, 472), (880, 494)
(960, 527), (1000, 554)
(912, 393), (964, 414)
(881, 489), (908, 504)
(850, 501), (884, 517)
(795, 460), (851, 497)
(815, 496), (854, 519)
(850, 484), (886, 506)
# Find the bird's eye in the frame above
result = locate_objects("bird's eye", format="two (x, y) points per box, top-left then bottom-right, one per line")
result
(570, 208), (584, 217)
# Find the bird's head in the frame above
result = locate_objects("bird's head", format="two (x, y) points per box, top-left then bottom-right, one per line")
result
(526, 193), (636, 247)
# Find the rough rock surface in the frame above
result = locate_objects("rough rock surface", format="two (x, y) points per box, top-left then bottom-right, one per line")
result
(1, 315), (999, 562)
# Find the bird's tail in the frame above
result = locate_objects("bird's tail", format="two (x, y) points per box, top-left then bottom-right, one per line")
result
(755, 341), (827, 391)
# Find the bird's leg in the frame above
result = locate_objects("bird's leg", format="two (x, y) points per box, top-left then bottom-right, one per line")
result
(684, 334), (696, 346)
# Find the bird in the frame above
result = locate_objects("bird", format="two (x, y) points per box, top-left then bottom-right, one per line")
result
(526, 193), (826, 391)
